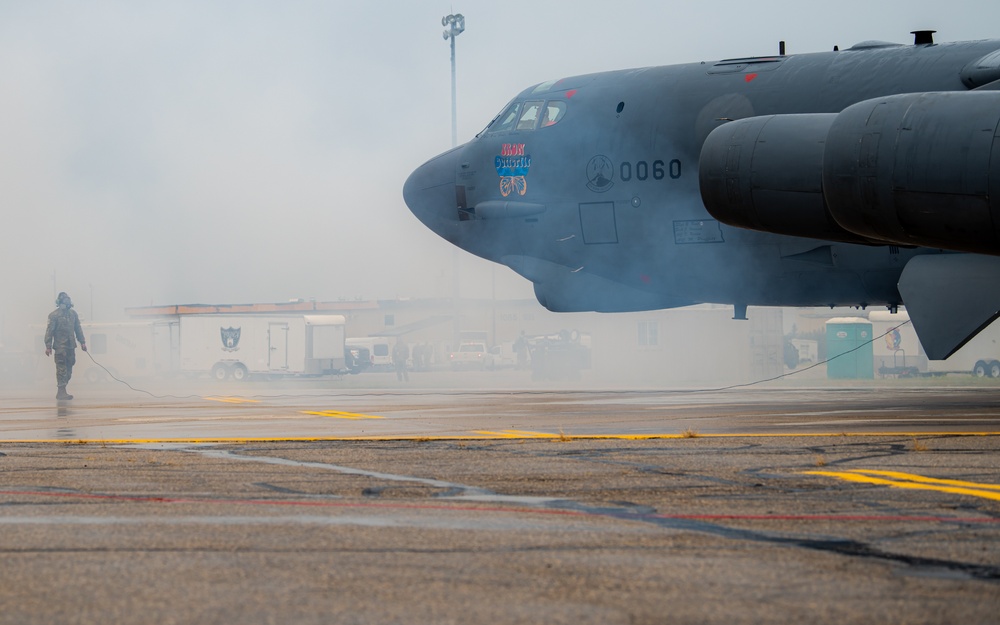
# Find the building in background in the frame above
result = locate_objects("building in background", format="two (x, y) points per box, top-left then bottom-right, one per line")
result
(119, 299), (782, 386)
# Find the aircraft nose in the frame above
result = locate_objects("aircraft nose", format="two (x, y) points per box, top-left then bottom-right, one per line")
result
(402, 147), (461, 229)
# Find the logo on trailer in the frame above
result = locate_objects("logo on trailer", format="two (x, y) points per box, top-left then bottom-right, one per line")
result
(885, 328), (901, 351)
(586, 155), (614, 192)
(220, 327), (241, 352)
(496, 143), (531, 197)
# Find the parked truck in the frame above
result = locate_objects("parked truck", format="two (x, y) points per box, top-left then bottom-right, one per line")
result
(526, 330), (591, 381)
(180, 314), (350, 380)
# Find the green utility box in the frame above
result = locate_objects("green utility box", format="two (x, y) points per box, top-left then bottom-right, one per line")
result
(825, 318), (874, 379)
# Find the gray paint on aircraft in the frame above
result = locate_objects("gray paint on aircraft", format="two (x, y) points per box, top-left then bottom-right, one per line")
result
(404, 35), (1000, 359)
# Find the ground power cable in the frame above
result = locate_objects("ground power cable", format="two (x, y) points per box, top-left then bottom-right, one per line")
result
(83, 350), (202, 400)
(81, 320), (915, 401)
(682, 319), (914, 394)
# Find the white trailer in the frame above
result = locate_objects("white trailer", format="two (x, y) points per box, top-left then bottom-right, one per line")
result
(870, 311), (1000, 377)
(179, 314), (347, 380)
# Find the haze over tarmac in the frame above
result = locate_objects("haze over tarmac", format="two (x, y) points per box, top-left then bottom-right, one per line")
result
(2, 0), (998, 343)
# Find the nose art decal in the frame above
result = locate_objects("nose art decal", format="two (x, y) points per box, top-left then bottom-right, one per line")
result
(496, 143), (531, 197)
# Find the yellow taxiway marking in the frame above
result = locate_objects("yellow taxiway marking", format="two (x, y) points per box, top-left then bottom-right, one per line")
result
(805, 469), (1000, 502)
(4, 432), (1000, 445)
(203, 397), (262, 404)
(475, 430), (562, 439)
(301, 410), (384, 420)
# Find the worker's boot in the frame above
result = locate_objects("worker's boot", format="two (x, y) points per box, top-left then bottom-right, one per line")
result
(56, 386), (73, 400)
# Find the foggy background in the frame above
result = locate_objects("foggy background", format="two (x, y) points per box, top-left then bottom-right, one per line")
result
(2, 0), (998, 347)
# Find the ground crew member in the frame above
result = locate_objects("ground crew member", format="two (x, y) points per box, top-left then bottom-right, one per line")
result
(393, 340), (409, 382)
(44, 292), (86, 400)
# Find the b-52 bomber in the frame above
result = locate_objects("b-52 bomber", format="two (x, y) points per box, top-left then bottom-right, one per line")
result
(403, 31), (1000, 360)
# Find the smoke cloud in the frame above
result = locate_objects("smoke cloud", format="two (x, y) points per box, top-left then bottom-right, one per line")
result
(1, 1), (995, 390)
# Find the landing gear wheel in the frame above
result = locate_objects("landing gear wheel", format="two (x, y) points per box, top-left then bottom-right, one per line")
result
(990, 361), (1000, 379)
(974, 361), (988, 378)
(231, 363), (249, 381)
(211, 363), (230, 381)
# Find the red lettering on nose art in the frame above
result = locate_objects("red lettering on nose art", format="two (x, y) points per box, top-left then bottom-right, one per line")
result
(501, 144), (526, 156)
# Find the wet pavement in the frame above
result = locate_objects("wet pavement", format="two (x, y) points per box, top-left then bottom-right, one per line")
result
(0, 380), (998, 623)
(2, 379), (1000, 441)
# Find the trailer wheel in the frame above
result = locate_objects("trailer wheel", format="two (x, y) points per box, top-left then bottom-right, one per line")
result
(231, 363), (249, 381)
(973, 361), (988, 378)
(990, 361), (1000, 379)
(211, 363), (230, 381)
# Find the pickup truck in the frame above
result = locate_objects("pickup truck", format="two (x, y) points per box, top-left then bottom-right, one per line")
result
(448, 342), (496, 371)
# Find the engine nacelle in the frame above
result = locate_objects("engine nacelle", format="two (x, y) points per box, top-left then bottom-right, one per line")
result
(823, 92), (1000, 253)
(699, 92), (1000, 255)
(699, 113), (882, 245)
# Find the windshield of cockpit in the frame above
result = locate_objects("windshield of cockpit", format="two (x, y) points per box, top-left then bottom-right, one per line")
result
(479, 98), (567, 135)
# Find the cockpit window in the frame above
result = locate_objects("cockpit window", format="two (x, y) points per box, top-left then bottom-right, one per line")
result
(488, 102), (522, 133)
(484, 99), (567, 134)
(516, 100), (544, 130)
(540, 101), (566, 127)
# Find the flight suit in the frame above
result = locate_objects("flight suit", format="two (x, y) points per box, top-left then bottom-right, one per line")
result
(44, 305), (86, 394)
(393, 341), (409, 381)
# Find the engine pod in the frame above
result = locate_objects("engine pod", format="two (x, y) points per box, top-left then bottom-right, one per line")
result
(699, 114), (877, 244)
(823, 91), (1000, 254)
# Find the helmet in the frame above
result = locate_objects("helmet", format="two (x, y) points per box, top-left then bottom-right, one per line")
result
(56, 292), (72, 308)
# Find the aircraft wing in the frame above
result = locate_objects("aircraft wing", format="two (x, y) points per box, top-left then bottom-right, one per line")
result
(897, 255), (1000, 360)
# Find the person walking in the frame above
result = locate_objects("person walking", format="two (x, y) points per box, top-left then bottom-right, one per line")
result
(393, 340), (410, 382)
(44, 292), (87, 400)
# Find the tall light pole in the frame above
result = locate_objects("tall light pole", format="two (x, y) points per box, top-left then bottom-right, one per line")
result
(442, 13), (465, 147)
(442, 13), (465, 348)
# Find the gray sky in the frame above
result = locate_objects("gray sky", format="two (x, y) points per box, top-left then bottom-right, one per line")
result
(2, 0), (998, 339)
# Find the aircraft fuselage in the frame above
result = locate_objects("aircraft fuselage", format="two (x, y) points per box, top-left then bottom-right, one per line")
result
(403, 37), (1000, 318)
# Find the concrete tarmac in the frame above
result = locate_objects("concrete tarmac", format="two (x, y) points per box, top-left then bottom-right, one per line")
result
(1, 377), (999, 624)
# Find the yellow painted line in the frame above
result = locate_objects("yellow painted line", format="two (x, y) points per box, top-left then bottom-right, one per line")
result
(204, 397), (261, 404)
(805, 470), (1000, 502)
(3, 432), (1000, 445)
(846, 469), (1000, 492)
(474, 429), (562, 439)
(301, 410), (384, 420)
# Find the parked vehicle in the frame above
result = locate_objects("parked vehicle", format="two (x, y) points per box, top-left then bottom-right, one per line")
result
(489, 342), (516, 368)
(448, 342), (496, 370)
(344, 345), (371, 375)
(345, 337), (393, 371)
(525, 330), (591, 381)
